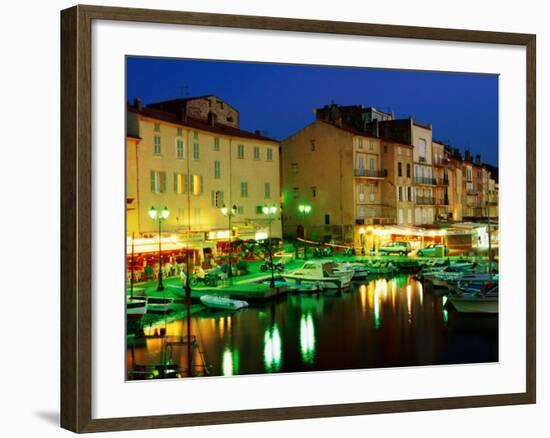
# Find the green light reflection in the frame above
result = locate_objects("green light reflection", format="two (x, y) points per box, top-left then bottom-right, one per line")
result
(264, 324), (282, 372)
(300, 313), (316, 364)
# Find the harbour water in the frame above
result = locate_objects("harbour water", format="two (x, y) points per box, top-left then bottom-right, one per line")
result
(127, 274), (498, 379)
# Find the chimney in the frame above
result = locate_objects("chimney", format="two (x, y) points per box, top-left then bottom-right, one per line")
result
(133, 98), (142, 110)
(465, 149), (472, 162)
(207, 111), (217, 127)
(372, 119), (380, 137)
(255, 129), (261, 135)
(475, 154), (481, 164)
(179, 107), (187, 122)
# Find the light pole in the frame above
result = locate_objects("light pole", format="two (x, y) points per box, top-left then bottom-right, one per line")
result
(149, 206), (170, 291)
(262, 205), (278, 289)
(221, 204), (238, 284)
(359, 227), (366, 256)
(298, 204), (311, 259)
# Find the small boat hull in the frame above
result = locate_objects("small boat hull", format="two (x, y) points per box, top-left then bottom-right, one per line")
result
(448, 296), (498, 314)
(200, 295), (248, 310)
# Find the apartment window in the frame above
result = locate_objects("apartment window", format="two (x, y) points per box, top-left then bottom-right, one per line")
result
(176, 138), (185, 159)
(240, 181), (248, 198)
(211, 190), (224, 208)
(369, 183), (376, 202)
(237, 144), (245, 159)
(237, 206), (244, 215)
(325, 214), (331, 225)
(193, 130), (199, 140)
(150, 170), (166, 193)
(214, 160), (221, 179)
(291, 163), (298, 174)
(214, 137), (220, 151)
(418, 138), (427, 161)
(173, 172), (187, 194)
(267, 148), (273, 161)
(311, 186), (317, 198)
(407, 186), (412, 201)
(176, 127), (183, 136)
(358, 138), (363, 149)
(369, 141), (374, 151)
(398, 186), (403, 202)
(190, 174), (203, 195)
(264, 182), (271, 199)
(154, 123), (160, 132)
(153, 135), (161, 155)
(310, 140), (316, 151)
(357, 207), (365, 219)
(193, 143), (200, 160)
(398, 209), (403, 225)
(398, 162), (403, 177)
(358, 184), (365, 202)
(406, 163), (411, 178)
(293, 187), (300, 199)
(253, 146), (260, 160)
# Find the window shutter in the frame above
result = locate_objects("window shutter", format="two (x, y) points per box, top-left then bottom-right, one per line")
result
(174, 173), (178, 193)
(190, 174), (195, 194)
(184, 173), (189, 193)
(161, 172), (166, 193)
(211, 190), (215, 207)
(220, 191), (224, 206)
(150, 171), (155, 192)
(200, 175), (204, 193)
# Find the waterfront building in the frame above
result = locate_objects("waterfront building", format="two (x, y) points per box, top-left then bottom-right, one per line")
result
(126, 98), (282, 257)
(281, 120), (415, 249)
(432, 140), (450, 221)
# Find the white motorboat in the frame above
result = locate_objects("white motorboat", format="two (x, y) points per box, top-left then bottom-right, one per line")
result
(200, 294), (248, 310)
(126, 296), (147, 319)
(448, 285), (498, 314)
(282, 260), (354, 289)
(335, 262), (369, 280)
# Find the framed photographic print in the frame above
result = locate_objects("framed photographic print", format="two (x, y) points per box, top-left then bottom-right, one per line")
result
(60, 4), (536, 433)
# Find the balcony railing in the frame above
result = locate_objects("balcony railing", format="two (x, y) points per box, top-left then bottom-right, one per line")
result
(435, 198), (449, 206)
(416, 196), (434, 205)
(414, 176), (436, 185)
(354, 169), (387, 178)
(435, 177), (449, 186)
(433, 157), (450, 166)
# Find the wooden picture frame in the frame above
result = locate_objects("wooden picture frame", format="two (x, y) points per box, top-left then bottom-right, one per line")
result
(60, 4), (536, 433)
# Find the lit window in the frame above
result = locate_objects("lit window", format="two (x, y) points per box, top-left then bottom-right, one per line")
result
(173, 172), (187, 194)
(150, 171), (166, 193)
(190, 174), (203, 195)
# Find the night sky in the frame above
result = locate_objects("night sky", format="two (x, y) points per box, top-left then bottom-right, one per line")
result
(127, 57), (499, 166)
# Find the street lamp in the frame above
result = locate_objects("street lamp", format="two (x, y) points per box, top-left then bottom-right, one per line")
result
(358, 227), (366, 256)
(298, 204), (312, 259)
(149, 206), (170, 291)
(261, 205), (278, 288)
(221, 204), (238, 284)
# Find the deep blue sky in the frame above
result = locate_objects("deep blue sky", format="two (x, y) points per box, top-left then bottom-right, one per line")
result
(127, 57), (498, 166)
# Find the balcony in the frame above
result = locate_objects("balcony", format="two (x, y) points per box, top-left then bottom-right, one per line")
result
(416, 196), (434, 205)
(414, 176), (436, 185)
(433, 157), (450, 167)
(435, 198), (449, 206)
(356, 206), (396, 225)
(435, 177), (449, 186)
(354, 169), (387, 178)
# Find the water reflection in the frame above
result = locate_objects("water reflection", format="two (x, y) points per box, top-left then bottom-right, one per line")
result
(127, 274), (498, 378)
(300, 313), (316, 364)
(264, 324), (282, 372)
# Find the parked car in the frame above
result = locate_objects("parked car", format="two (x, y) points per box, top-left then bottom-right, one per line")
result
(417, 244), (449, 257)
(378, 241), (411, 256)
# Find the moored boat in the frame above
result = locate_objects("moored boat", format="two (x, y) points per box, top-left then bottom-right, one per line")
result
(282, 260), (353, 289)
(447, 285), (498, 314)
(200, 294), (248, 310)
